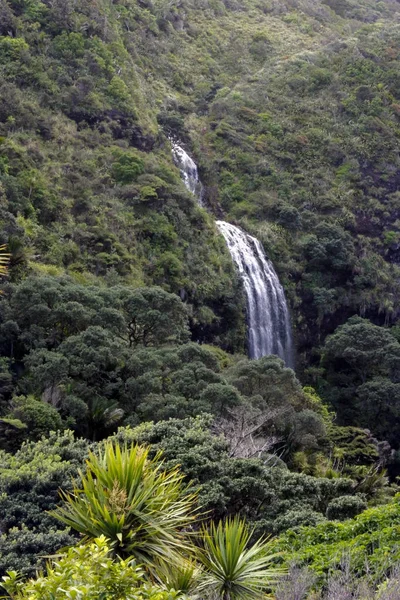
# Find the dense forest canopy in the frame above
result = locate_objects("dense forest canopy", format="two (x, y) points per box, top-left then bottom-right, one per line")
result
(1, 0), (400, 597)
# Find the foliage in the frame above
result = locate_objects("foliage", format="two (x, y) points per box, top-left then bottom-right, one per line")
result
(320, 317), (400, 447)
(120, 286), (190, 348)
(2, 536), (180, 600)
(275, 495), (400, 582)
(198, 517), (284, 600)
(0, 0), (398, 376)
(325, 495), (367, 521)
(116, 418), (357, 536)
(0, 278), (336, 450)
(0, 0), (400, 593)
(6, 439), (287, 600)
(53, 441), (198, 568)
(0, 430), (90, 577)
(5, 395), (63, 441)
(0, 278), (198, 438)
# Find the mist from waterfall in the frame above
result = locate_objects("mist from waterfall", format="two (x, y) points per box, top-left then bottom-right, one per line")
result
(171, 141), (294, 368)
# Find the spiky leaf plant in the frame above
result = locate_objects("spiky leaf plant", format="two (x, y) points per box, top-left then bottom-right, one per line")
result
(0, 244), (10, 278)
(52, 442), (198, 569)
(198, 517), (285, 600)
(155, 558), (203, 596)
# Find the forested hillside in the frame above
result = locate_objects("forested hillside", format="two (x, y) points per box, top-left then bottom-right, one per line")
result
(1, 0), (400, 597)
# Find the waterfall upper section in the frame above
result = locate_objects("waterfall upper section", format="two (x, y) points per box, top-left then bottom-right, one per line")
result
(171, 141), (204, 204)
(170, 139), (294, 368)
(216, 221), (294, 368)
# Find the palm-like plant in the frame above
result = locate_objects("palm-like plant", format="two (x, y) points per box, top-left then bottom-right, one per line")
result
(85, 397), (124, 441)
(155, 558), (203, 596)
(0, 244), (10, 278)
(52, 442), (198, 569)
(197, 517), (285, 600)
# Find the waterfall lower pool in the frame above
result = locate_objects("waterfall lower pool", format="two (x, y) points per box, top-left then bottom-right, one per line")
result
(171, 141), (294, 368)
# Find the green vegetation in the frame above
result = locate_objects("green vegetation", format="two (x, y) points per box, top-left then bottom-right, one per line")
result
(2, 537), (180, 600)
(0, 431), (89, 576)
(53, 441), (197, 567)
(275, 495), (400, 583)
(1, 0), (400, 596)
(320, 317), (400, 446)
(198, 517), (284, 600)
(2, 443), (284, 600)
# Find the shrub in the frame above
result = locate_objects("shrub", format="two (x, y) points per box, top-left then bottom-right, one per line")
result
(326, 495), (367, 521)
(8, 395), (63, 440)
(111, 151), (144, 184)
(2, 536), (178, 600)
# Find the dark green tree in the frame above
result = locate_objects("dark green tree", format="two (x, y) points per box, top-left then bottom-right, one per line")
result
(0, 431), (90, 577)
(321, 317), (400, 441)
(118, 287), (189, 348)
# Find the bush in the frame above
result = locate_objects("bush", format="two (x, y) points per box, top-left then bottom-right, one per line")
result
(8, 395), (63, 440)
(111, 151), (144, 184)
(2, 536), (178, 600)
(275, 496), (400, 581)
(0, 431), (90, 577)
(0, 37), (29, 61)
(326, 495), (367, 521)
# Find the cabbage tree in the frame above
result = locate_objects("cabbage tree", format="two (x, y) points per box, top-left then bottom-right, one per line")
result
(198, 517), (285, 600)
(53, 441), (198, 568)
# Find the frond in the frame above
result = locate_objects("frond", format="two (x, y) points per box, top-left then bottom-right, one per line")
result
(52, 441), (198, 568)
(197, 517), (285, 600)
(0, 245), (10, 278)
(155, 558), (203, 596)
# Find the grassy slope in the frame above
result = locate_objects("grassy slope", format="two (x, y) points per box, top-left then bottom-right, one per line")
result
(1, 0), (400, 360)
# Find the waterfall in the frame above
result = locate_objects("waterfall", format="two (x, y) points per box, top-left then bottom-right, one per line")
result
(216, 221), (294, 367)
(171, 141), (204, 204)
(171, 141), (294, 367)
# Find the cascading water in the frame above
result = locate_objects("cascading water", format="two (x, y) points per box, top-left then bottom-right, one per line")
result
(216, 221), (294, 367)
(171, 141), (204, 204)
(171, 141), (294, 368)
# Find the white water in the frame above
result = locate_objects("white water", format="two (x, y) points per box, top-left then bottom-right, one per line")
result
(172, 141), (294, 367)
(171, 141), (204, 204)
(216, 221), (294, 367)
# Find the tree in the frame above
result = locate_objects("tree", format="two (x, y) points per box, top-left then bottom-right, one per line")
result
(116, 419), (354, 535)
(24, 350), (69, 403)
(120, 344), (229, 423)
(115, 415), (230, 484)
(224, 356), (326, 461)
(6, 394), (63, 441)
(225, 355), (305, 412)
(23, 326), (127, 439)
(355, 378), (400, 447)
(198, 517), (284, 600)
(322, 317), (400, 387)
(119, 287), (189, 348)
(213, 404), (284, 459)
(321, 317), (400, 439)
(198, 383), (242, 417)
(53, 441), (198, 569)
(0, 0), (17, 36)
(325, 495), (367, 520)
(0, 431), (90, 577)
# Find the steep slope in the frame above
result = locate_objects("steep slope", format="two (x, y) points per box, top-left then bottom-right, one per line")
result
(199, 19), (400, 368)
(2, 1), (400, 580)
(1, 0), (400, 361)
